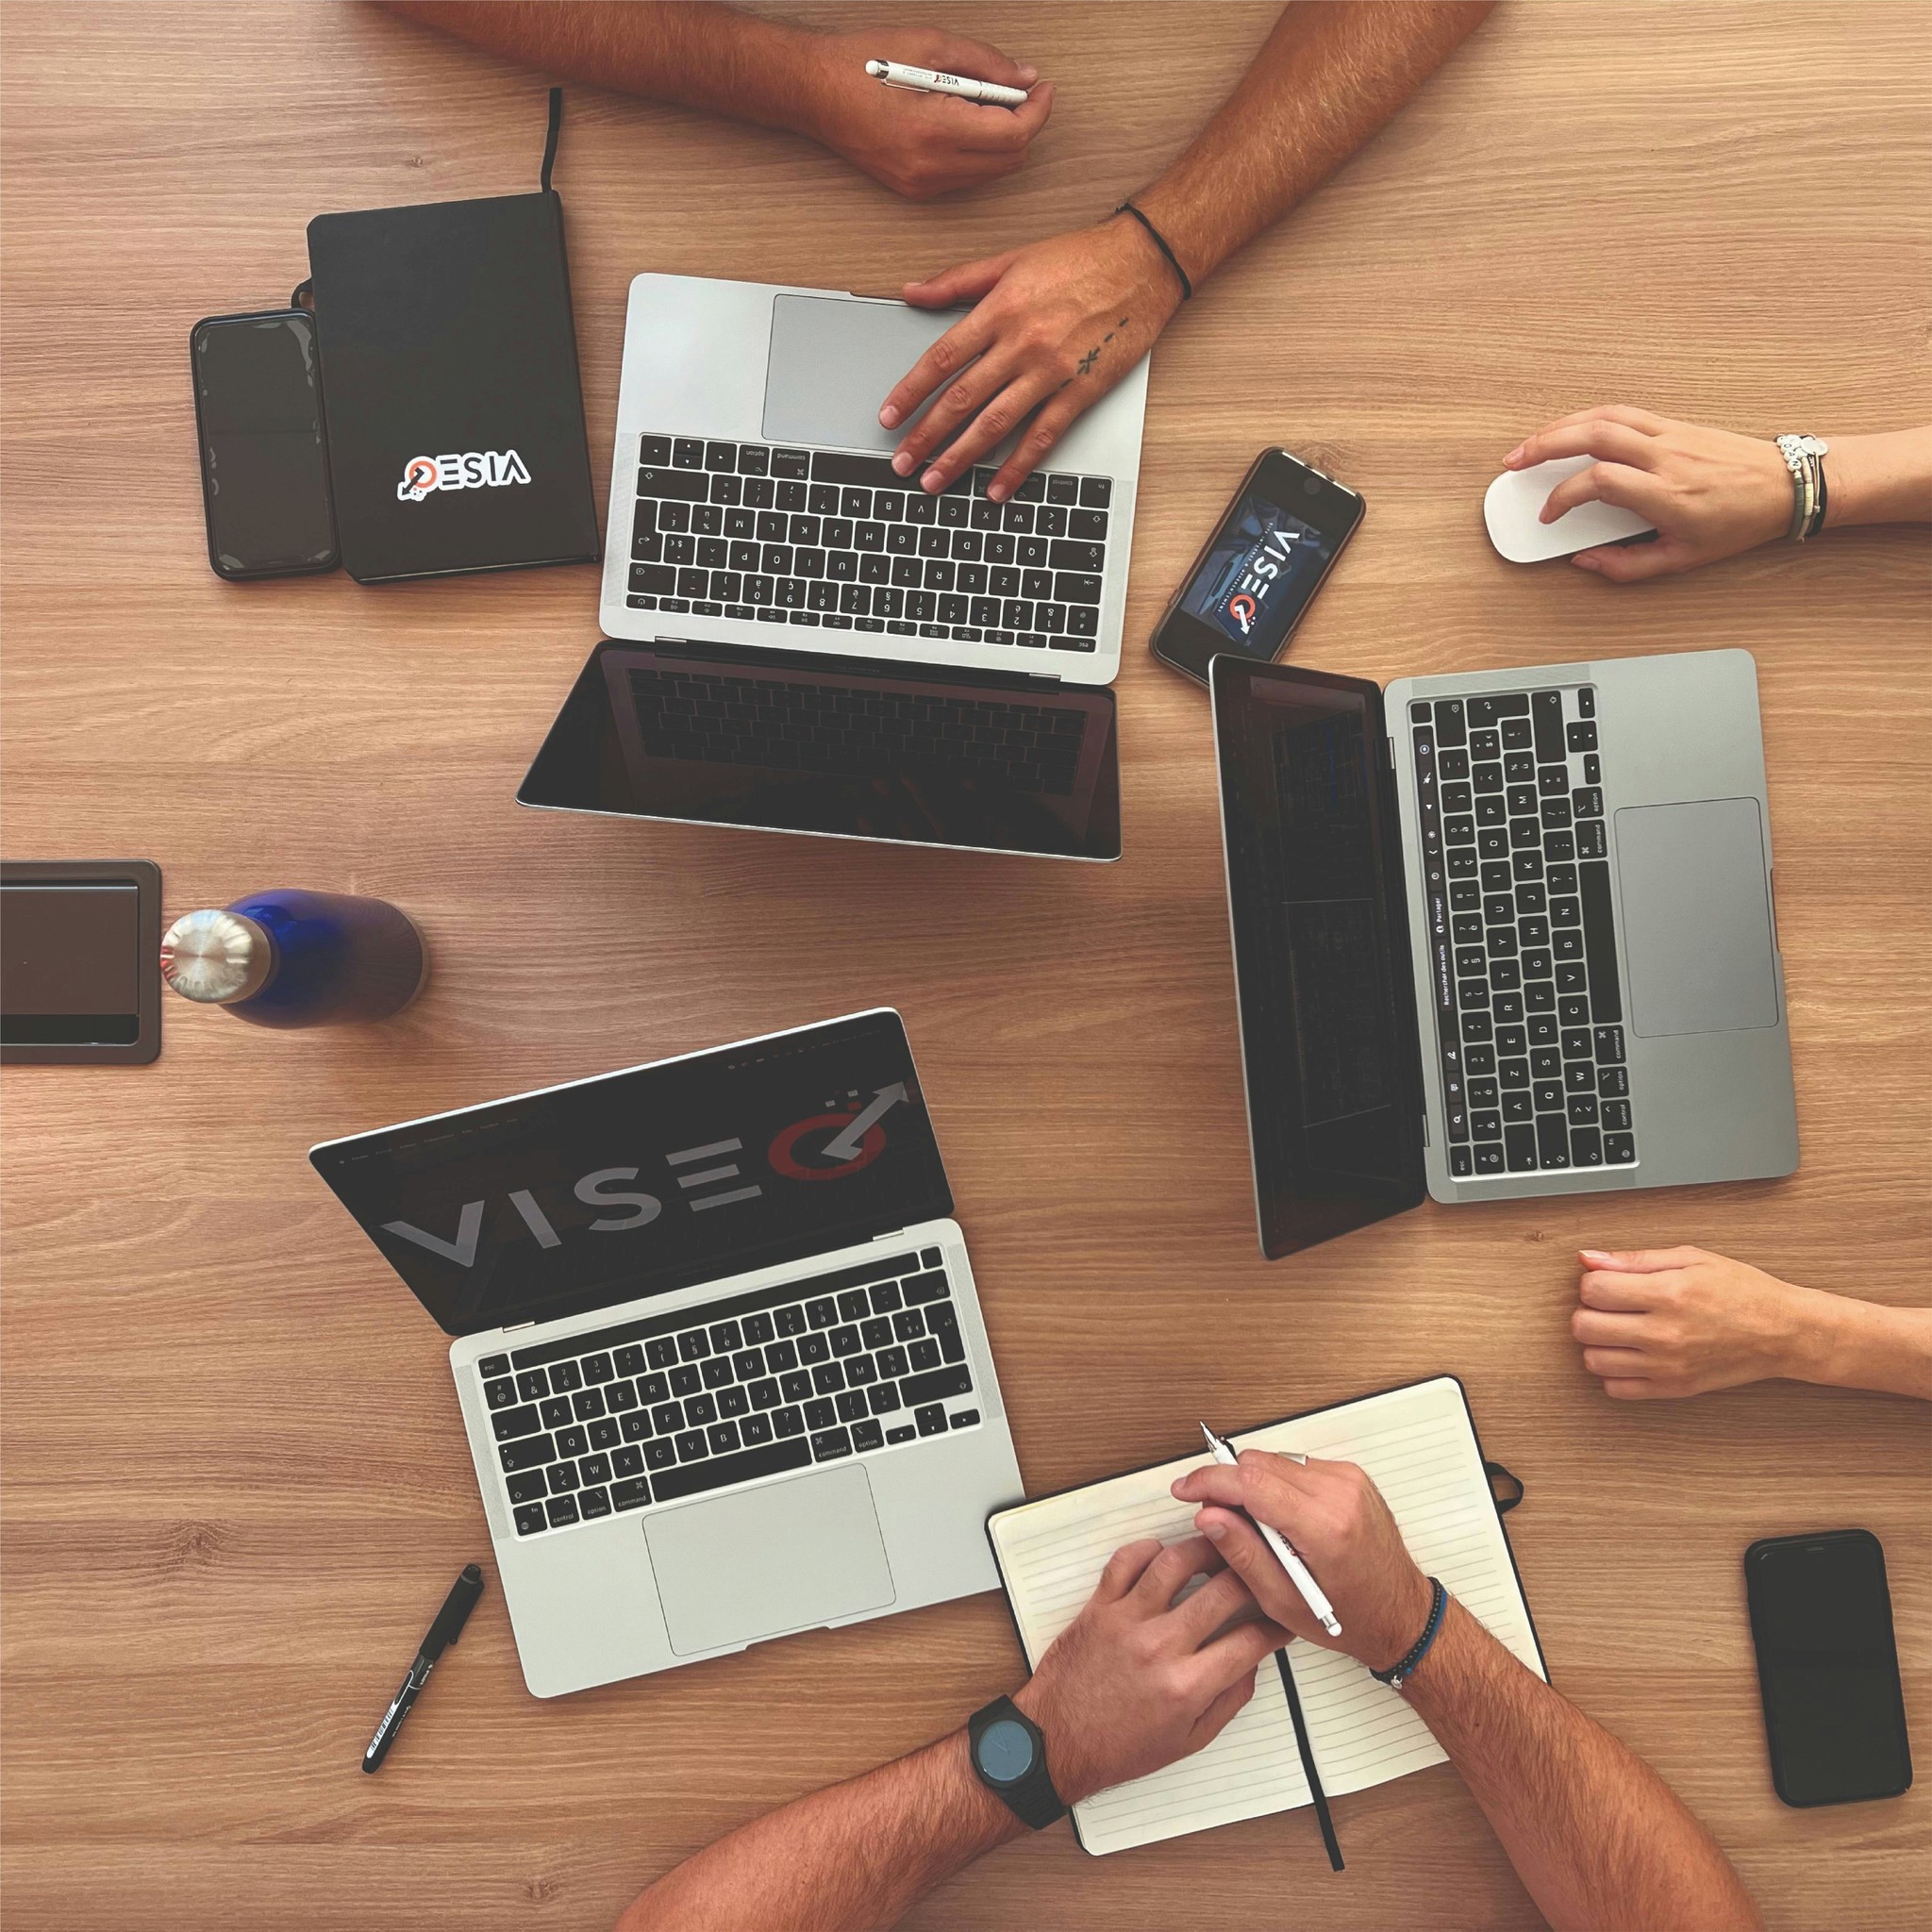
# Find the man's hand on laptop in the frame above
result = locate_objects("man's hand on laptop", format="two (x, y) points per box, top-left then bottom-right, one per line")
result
(1171, 1452), (1433, 1673)
(877, 217), (1180, 501)
(1008, 1534), (1291, 1806)
(800, 27), (1053, 202)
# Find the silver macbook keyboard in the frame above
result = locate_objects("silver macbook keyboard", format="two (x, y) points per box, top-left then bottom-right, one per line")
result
(1410, 684), (1638, 1178)
(625, 435), (1112, 654)
(481, 1247), (980, 1538)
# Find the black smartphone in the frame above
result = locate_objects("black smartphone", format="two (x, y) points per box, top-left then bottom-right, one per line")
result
(1745, 1529), (1912, 1807)
(1151, 447), (1363, 686)
(190, 308), (338, 579)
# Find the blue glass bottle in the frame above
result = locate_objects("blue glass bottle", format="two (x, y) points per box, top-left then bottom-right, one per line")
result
(161, 889), (426, 1027)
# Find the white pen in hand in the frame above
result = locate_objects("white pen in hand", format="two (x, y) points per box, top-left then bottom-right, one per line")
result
(863, 59), (1029, 108)
(1199, 1424), (1342, 1638)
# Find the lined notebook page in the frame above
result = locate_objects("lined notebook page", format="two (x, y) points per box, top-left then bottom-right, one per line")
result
(989, 1376), (1542, 1856)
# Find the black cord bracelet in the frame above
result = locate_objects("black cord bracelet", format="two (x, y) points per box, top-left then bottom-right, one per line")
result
(1115, 201), (1192, 302)
(1370, 1576), (1448, 1691)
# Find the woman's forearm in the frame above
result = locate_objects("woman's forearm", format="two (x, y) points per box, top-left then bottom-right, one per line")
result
(1824, 426), (1932, 529)
(1792, 1295), (1932, 1399)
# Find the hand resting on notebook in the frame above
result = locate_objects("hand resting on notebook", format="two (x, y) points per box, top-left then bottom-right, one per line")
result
(1172, 1451), (1434, 1671)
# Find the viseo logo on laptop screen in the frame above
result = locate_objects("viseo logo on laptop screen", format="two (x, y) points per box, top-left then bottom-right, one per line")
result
(310, 1012), (952, 1336)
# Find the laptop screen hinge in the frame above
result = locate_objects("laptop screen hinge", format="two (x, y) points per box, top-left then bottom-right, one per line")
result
(502, 1319), (537, 1333)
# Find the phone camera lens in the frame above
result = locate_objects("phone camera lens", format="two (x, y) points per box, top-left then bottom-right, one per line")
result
(1304, 476), (1323, 496)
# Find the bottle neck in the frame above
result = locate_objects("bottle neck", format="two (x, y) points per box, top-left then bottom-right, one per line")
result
(160, 908), (275, 1005)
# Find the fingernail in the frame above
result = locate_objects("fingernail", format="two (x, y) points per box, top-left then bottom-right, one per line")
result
(1202, 1520), (1225, 1543)
(987, 481), (1008, 502)
(1505, 443), (1524, 466)
(1018, 63), (1039, 82)
(921, 468), (943, 493)
(1580, 1249), (1614, 1264)
(1574, 553), (1599, 570)
(1169, 1478), (1186, 1497)
(891, 452), (914, 476)
(878, 406), (900, 428)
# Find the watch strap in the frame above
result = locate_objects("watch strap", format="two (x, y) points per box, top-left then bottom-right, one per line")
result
(967, 1695), (1066, 1829)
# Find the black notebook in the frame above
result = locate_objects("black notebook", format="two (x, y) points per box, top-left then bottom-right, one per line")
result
(986, 1376), (1545, 1855)
(307, 164), (598, 583)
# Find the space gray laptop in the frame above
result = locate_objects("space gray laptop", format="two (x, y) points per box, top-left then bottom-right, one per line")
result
(1212, 649), (1797, 1256)
(309, 1009), (1022, 1696)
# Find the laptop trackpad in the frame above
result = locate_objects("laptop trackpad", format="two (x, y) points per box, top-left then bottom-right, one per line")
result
(644, 1465), (895, 1655)
(1615, 799), (1779, 1037)
(763, 294), (958, 454)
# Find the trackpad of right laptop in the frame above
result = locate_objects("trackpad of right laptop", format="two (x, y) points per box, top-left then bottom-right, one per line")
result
(644, 1466), (896, 1655)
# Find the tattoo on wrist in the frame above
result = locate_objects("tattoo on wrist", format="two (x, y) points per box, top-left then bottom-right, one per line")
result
(1074, 316), (1131, 380)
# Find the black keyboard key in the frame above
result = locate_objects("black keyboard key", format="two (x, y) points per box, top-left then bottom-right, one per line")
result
(741, 1412), (774, 1446)
(1578, 859), (1624, 1021)
(1571, 1126), (1604, 1167)
(674, 1430), (708, 1461)
(869, 1380), (903, 1414)
(685, 1394), (718, 1428)
(812, 1363), (845, 1395)
(677, 1329), (709, 1360)
(499, 1434), (554, 1474)
(1601, 1097), (1632, 1131)
(538, 1395), (571, 1430)
(780, 1371), (812, 1403)
(1535, 1112), (1571, 1168)
(718, 1387), (749, 1419)
(835, 1389), (868, 1423)
(807, 1298), (839, 1328)
(1604, 1132), (1637, 1164)
(1504, 1124), (1539, 1172)
(639, 466), (710, 502)
(605, 1379), (638, 1411)
(669, 1364), (701, 1397)
(573, 1388), (607, 1420)
(909, 1338), (942, 1371)
(887, 1424), (917, 1444)
(875, 1345), (908, 1379)
(575, 1486), (611, 1521)
(614, 1344), (647, 1378)
(900, 1365), (973, 1406)
(1474, 1141), (1506, 1173)
(1530, 690), (1564, 761)
(544, 1494), (580, 1528)
(483, 1377), (518, 1410)
(741, 1313), (774, 1345)
(1079, 476), (1112, 508)
(799, 1333), (830, 1366)
(805, 1398), (837, 1430)
(836, 1289), (871, 1322)
(513, 1503), (548, 1537)
(809, 449), (900, 489)
(638, 436), (673, 467)
(1575, 820), (1607, 858)
(1594, 1024), (1626, 1063)
(852, 1419), (885, 1452)
(773, 1405), (806, 1438)
(902, 1272), (950, 1305)
(547, 1461), (579, 1495)
(622, 1412), (651, 1442)
(1577, 685), (1595, 718)
(1450, 1145), (1474, 1176)
(643, 1439), (675, 1470)
(492, 1404), (541, 1442)
(614, 1444), (644, 1477)
(708, 1422), (741, 1456)
(646, 1337), (678, 1369)
(923, 1302), (966, 1364)
(700, 1356), (734, 1390)
(774, 1306), (807, 1338)
(812, 1427), (853, 1461)
(507, 1470), (547, 1506)
(557, 1425), (590, 1458)
(576, 1452), (611, 1486)
(915, 1404), (949, 1438)
(611, 1477), (653, 1511)
(516, 1370), (549, 1402)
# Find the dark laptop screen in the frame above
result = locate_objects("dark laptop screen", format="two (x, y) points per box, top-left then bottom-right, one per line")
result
(518, 639), (1121, 860)
(310, 1010), (953, 1336)
(1212, 658), (1424, 1256)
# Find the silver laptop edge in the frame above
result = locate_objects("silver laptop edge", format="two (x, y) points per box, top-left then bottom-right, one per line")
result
(1387, 649), (1798, 1203)
(600, 274), (1147, 686)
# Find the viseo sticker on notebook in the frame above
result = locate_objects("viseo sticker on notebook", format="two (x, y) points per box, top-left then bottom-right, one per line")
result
(397, 450), (533, 502)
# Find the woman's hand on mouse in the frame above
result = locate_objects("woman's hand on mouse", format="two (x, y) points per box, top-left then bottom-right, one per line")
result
(1502, 407), (1793, 580)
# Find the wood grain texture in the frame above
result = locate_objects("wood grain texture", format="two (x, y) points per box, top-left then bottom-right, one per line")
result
(3, 2), (1929, 1925)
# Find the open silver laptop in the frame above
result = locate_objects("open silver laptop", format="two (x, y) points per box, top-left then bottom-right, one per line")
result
(599, 274), (1148, 682)
(1213, 649), (1798, 1255)
(310, 1010), (1022, 1697)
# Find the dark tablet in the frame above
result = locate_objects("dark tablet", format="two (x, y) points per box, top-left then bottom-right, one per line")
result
(1, 859), (161, 1064)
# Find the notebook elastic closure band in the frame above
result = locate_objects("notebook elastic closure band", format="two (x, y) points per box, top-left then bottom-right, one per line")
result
(541, 85), (562, 192)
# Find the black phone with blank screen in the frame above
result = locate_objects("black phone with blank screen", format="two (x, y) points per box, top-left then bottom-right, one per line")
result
(190, 309), (338, 579)
(1745, 1529), (1912, 1807)
(1151, 447), (1363, 686)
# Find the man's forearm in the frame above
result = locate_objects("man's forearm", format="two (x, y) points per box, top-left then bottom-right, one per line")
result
(618, 1725), (1021, 1932)
(1135, 1), (1493, 287)
(382, 3), (816, 137)
(1405, 1603), (1760, 1932)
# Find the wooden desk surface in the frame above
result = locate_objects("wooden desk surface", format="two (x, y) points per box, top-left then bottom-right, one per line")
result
(4, 3), (1928, 1925)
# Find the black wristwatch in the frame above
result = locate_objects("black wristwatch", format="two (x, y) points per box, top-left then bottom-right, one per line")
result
(967, 1695), (1065, 1829)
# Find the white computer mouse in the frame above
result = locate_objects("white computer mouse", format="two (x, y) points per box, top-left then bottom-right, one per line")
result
(1483, 454), (1655, 562)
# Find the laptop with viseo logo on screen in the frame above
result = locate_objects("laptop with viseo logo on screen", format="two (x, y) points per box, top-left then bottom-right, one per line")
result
(310, 1010), (1022, 1697)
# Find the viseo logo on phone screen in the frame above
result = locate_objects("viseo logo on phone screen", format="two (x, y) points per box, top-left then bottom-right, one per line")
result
(396, 449), (532, 503)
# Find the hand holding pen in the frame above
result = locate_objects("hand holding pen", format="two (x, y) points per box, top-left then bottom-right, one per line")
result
(1173, 1441), (1437, 1675)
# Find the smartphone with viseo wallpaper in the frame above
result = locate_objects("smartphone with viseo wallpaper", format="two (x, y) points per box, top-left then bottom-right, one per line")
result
(1152, 447), (1362, 686)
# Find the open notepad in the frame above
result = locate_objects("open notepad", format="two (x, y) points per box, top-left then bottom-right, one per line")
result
(987, 1375), (1544, 1856)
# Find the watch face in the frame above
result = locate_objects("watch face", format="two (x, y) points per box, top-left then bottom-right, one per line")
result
(975, 1717), (1037, 1786)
